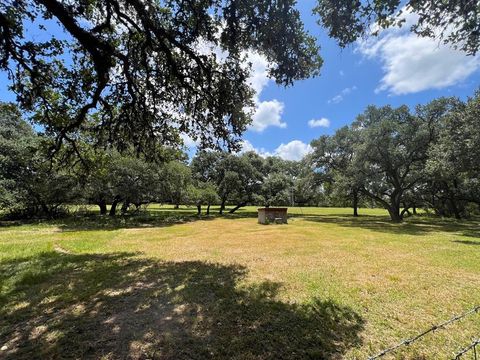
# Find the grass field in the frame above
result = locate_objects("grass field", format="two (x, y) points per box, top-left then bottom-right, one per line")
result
(1, 206), (479, 359)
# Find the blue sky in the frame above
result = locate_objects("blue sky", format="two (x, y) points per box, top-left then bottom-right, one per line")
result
(240, 0), (480, 160)
(1, 0), (479, 161)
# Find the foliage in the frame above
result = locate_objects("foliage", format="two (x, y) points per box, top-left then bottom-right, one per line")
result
(310, 126), (362, 215)
(350, 105), (433, 222)
(0, 0), (322, 157)
(0, 102), (79, 217)
(309, 95), (478, 222)
(161, 161), (192, 208)
(425, 93), (480, 218)
(314, 0), (480, 55)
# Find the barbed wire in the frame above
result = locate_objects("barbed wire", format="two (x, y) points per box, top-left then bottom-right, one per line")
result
(453, 338), (479, 360)
(368, 305), (480, 359)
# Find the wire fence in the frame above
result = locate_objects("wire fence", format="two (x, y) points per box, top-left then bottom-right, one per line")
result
(453, 338), (479, 360)
(368, 305), (480, 359)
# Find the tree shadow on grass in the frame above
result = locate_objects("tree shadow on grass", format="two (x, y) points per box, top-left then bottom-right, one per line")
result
(0, 252), (364, 359)
(303, 214), (480, 237)
(452, 239), (480, 246)
(0, 206), (257, 232)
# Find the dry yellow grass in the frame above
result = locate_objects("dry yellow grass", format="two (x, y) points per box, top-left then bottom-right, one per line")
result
(1, 206), (479, 359)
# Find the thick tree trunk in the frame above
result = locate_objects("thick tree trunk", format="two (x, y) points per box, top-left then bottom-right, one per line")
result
(387, 206), (403, 222)
(352, 190), (359, 217)
(206, 204), (211, 215)
(386, 191), (404, 222)
(98, 200), (107, 215)
(229, 202), (247, 214)
(109, 199), (120, 216)
(197, 204), (201, 215)
(412, 205), (417, 215)
(449, 198), (462, 219)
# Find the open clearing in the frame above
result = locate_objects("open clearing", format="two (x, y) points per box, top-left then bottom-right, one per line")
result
(1, 206), (479, 359)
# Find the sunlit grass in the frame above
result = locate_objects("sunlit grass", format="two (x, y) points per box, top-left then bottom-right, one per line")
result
(1, 206), (479, 359)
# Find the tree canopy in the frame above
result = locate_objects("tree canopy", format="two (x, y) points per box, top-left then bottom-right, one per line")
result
(0, 0), (322, 157)
(315, 0), (480, 55)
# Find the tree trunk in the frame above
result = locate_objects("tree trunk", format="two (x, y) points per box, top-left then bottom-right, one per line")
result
(450, 180), (463, 219)
(121, 201), (130, 214)
(197, 204), (201, 215)
(219, 198), (226, 214)
(352, 190), (359, 217)
(387, 206), (403, 222)
(41, 203), (50, 215)
(401, 202), (412, 218)
(174, 204), (179, 209)
(98, 200), (107, 215)
(412, 205), (417, 215)
(229, 202), (246, 214)
(206, 204), (211, 215)
(109, 198), (120, 216)
(449, 198), (462, 219)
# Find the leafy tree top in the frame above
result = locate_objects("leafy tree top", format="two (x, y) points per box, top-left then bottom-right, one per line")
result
(0, 0), (322, 157)
(314, 0), (480, 55)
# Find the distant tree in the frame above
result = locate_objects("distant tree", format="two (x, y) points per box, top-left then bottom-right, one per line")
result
(292, 163), (322, 206)
(350, 105), (434, 222)
(425, 93), (480, 217)
(259, 172), (293, 207)
(191, 151), (226, 184)
(161, 161), (192, 209)
(81, 150), (162, 216)
(110, 155), (161, 215)
(264, 156), (301, 178)
(226, 154), (263, 214)
(310, 127), (363, 216)
(0, 103), (79, 217)
(81, 151), (115, 215)
(0, 103), (36, 211)
(187, 182), (220, 215)
(315, 0), (480, 55)
(201, 183), (220, 215)
(1, 0), (322, 157)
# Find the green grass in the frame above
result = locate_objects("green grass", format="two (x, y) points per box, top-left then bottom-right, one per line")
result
(1, 206), (479, 359)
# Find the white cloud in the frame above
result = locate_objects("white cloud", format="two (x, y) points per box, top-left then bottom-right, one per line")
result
(244, 51), (287, 132)
(238, 139), (312, 161)
(308, 118), (330, 128)
(273, 140), (312, 161)
(238, 139), (257, 153)
(328, 86), (357, 104)
(250, 100), (286, 132)
(357, 11), (480, 95)
(246, 51), (270, 95)
(237, 139), (271, 157)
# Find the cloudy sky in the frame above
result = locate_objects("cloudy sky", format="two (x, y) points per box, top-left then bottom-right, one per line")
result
(240, 1), (480, 161)
(1, 0), (479, 162)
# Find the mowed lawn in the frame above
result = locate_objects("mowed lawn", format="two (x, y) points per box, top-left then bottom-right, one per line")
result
(1, 206), (479, 359)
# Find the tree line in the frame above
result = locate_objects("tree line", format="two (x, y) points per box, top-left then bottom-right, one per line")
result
(309, 92), (480, 222)
(1, 90), (479, 222)
(0, 102), (321, 218)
